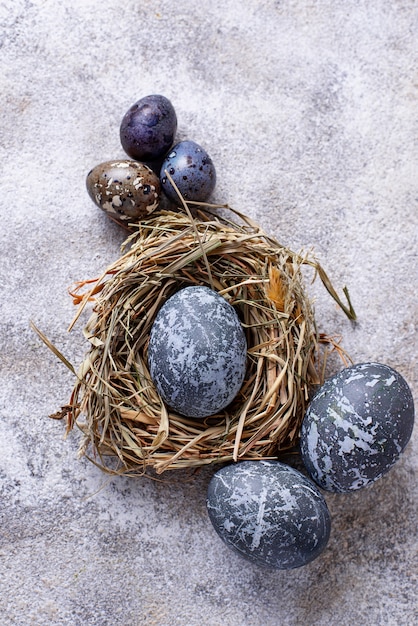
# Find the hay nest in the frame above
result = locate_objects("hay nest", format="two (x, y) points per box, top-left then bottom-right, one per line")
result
(35, 203), (355, 476)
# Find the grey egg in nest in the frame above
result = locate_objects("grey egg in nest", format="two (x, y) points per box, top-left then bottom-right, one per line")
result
(147, 286), (247, 418)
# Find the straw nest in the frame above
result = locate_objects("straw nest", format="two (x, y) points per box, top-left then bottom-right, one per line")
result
(35, 202), (355, 476)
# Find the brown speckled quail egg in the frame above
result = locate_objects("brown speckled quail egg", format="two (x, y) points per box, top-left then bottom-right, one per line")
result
(86, 160), (161, 222)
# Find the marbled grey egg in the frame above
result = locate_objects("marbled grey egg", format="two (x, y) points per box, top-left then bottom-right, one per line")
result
(206, 460), (331, 570)
(300, 362), (415, 493)
(86, 160), (161, 222)
(147, 286), (247, 418)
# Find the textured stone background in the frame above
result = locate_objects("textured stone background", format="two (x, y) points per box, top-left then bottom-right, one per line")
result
(1, 1), (417, 625)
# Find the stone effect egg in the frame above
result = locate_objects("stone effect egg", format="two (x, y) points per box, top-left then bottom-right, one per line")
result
(120, 94), (177, 162)
(300, 362), (415, 492)
(147, 286), (247, 418)
(86, 160), (161, 222)
(206, 460), (331, 570)
(160, 140), (216, 203)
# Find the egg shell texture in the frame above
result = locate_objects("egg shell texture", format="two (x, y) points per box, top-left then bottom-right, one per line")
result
(300, 362), (415, 492)
(206, 460), (331, 570)
(86, 160), (161, 222)
(160, 140), (216, 203)
(147, 286), (247, 418)
(120, 94), (177, 161)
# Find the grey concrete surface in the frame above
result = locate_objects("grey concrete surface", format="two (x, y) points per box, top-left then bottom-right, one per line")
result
(1, 1), (417, 625)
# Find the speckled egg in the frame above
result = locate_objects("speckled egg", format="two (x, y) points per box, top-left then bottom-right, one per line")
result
(206, 460), (331, 570)
(120, 94), (177, 161)
(160, 140), (216, 203)
(86, 160), (161, 222)
(300, 362), (415, 493)
(147, 286), (247, 418)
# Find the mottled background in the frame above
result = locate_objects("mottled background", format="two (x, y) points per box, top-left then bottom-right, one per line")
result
(1, 1), (417, 625)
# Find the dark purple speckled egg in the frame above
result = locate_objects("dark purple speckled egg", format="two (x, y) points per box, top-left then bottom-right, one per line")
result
(300, 362), (415, 492)
(120, 94), (177, 162)
(206, 460), (331, 570)
(147, 286), (247, 418)
(160, 140), (216, 203)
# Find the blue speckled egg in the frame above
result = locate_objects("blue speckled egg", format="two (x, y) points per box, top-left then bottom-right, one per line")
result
(160, 140), (216, 203)
(206, 460), (331, 570)
(147, 286), (247, 418)
(300, 362), (415, 493)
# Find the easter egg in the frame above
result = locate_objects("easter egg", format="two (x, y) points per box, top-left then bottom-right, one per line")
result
(86, 160), (160, 222)
(160, 140), (216, 203)
(206, 460), (331, 570)
(147, 286), (247, 418)
(120, 94), (177, 161)
(300, 362), (415, 492)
